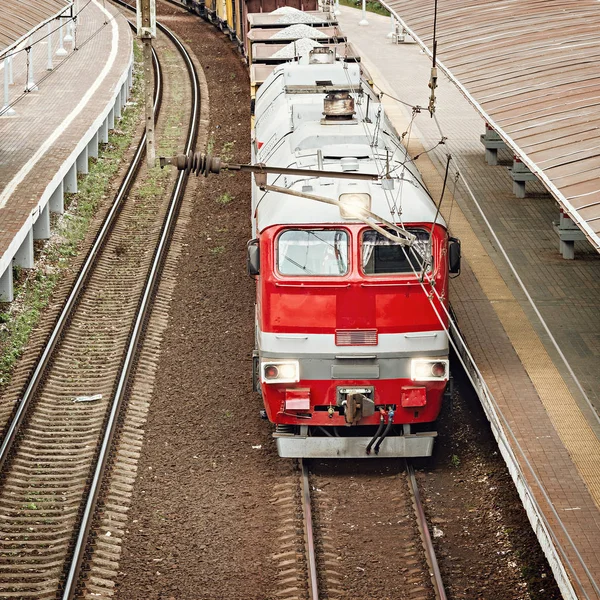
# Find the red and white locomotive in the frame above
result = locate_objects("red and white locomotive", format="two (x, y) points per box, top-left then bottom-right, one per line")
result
(249, 48), (460, 458)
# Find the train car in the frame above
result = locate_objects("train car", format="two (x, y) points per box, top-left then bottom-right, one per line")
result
(249, 47), (460, 458)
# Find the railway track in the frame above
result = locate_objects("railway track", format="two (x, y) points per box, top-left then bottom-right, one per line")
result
(0, 8), (200, 598)
(275, 460), (447, 600)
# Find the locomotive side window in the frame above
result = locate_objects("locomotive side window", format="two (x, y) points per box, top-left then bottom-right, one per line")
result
(278, 230), (349, 276)
(362, 228), (431, 275)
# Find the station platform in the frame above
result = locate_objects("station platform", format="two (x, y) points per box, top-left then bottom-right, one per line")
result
(0, 0), (133, 301)
(336, 7), (600, 599)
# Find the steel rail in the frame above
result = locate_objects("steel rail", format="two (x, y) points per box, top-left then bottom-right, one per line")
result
(0, 41), (163, 475)
(406, 461), (447, 600)
(59, 5), (201, 598)
(300, 459), (320, 600)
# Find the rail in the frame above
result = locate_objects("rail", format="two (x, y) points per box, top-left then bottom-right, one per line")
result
(406, 461), (447, 600)
(61, 3), (201, 596)
(0, 5), (200, 598)
(300, 459), (447, 598)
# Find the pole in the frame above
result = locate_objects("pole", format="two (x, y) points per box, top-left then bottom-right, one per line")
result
(2, 58), (16, 116)
(359, 0), (369, 26)
(387, 13), (394, 38)
(47, 23), (53, 70)
(57, 18), (68, 56)
(143, 38), (155, 166)
(25, 37), (38, 92)
(139, 0), (156, 167)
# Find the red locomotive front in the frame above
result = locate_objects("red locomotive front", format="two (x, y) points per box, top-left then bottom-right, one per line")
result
(249, 50), (460, 457)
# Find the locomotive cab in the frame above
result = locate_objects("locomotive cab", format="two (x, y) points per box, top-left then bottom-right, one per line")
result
(250, 50), (458, 458)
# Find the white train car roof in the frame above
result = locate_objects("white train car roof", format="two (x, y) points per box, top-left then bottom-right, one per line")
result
(252, 52), (445, 235)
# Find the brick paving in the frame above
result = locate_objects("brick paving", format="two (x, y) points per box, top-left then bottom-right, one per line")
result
(337, 7), (600, 598)
(0, 0), (132, 271)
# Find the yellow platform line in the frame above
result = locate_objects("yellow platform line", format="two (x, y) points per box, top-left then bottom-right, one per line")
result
(361, 55), (600, 509)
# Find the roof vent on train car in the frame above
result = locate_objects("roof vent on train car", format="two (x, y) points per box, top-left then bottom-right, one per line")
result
(309, 47), (335, 64)
(341, 157), (359, 171)
(322, 91), (355, 122)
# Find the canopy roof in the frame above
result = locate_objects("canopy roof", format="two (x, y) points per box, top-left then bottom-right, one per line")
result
(383, 0), (600, 252)
(1, 0), (72, 57)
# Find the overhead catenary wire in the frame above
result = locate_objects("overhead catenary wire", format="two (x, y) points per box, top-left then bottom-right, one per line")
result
(342, 6), (600, 591)
(0, 0), (93, 62)
(0, 10), (120, 117)
(389, 111), (598, 595)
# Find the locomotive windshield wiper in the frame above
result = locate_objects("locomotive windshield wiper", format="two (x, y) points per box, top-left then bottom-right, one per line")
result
(284, 255), (314, 275)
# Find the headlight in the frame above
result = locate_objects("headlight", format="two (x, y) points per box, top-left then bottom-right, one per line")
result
(411, 358), (449, 381)
(339, 193), (371, 219)
(261, 360), (300, 384)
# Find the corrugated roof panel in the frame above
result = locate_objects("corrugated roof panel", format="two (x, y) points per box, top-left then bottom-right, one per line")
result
(384, 0), (600, 251)
(0, 0), (71, 55)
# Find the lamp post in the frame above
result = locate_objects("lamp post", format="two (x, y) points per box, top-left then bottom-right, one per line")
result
(359, 0), (369, 26)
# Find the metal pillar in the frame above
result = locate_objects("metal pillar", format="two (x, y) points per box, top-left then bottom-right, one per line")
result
(33, 204), (51, 240)
(88, 131), (99, 159)
(359, 0), (369, 26)
(99, 116), (109, 143)
(120, 82), (127, 107)
(47, 22), (53, 70)
(64, 19), (74, 43)
(2, 58), (15, 116)
(64, 162), (78, 193)
(49, 181), (65, 214)
(25, 38), (38, 92)
(8, 55), (14, 84)
(76, 146), (89, 175)
(14, 230), (34, 269)
(387, 13), (394, 38)
(57, 21), (68, 56)
(114, 94), (122, 119)
(108, 106), (115, 130)
(0, 266), (14, 303)
(138, 0), (156, 167)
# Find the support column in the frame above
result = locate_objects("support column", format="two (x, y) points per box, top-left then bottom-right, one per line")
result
(387, 13), (395, 38)
(49, 181), (64, 214)
(99, 117), (109, 143)
(47, 22), (53, 70)
(64, 18), (74, 44)
(8, 55), (14, 84)
(64, 162), (78, 193)
(33, 204), (51, 240)
(56, 21), (68, 56)
(0, 266), (14, 303)
(120, 82), (127, 108)
(108, 107), (115, 130)
(114, 94), (122, 119)
(2, 58), (15, 116)
(88, 131), (99, 159)
(359, 0), (369, 26)
(76, 146), (89, 175)
(25, 38), (39, 92)
(513, 180), (526, 199)
(559, 239), (575, 261)
(14, 229), (34, 269)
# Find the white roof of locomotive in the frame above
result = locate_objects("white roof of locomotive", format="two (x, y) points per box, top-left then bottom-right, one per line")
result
(252, 56), (444, 233)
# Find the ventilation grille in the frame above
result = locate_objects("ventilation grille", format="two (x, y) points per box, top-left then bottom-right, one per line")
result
(335, 329), (378, 346)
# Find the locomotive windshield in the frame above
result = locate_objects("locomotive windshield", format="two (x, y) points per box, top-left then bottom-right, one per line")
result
(362, 228), (431, 275)
(278, 229), (349, 276)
